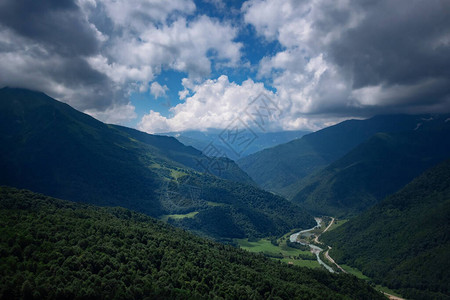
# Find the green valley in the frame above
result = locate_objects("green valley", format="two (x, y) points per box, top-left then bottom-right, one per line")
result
(2, 2), (450, 299)
(235, 233), (320, 269)
(0, 88), (315, 240)
(322, 159), (450, 299)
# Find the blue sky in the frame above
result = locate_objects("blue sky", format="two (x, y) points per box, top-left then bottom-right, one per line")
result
(1, 0), (449, 133)
(127, 0), (282, 129)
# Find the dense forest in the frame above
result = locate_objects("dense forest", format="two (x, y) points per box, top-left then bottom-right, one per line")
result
(0, 187), (383, 299)
(166, 173), (315, 239)
(322, 159), (450, 299)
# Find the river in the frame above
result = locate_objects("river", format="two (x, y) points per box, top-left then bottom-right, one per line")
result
(289, 218), (335, 273)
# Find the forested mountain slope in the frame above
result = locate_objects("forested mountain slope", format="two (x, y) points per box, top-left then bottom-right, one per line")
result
(292, 119), (450, 216)
(0, 187), (384, 300)
(322, 159), (450, 299)
(237, 114), (428, 197)
(0, 87), (314, 239)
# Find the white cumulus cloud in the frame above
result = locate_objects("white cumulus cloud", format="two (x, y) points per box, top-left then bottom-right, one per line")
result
(150, 82), (169, 99)
(138, 75), (275, 133)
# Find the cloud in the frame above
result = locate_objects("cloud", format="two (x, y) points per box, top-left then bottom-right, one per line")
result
(351, 78), (450, 113)
(0, 0), (131, 121)
(84, 102), (137, 124)
(1, 0), (449, 130)
(203, 0), (226, 11)
(138, 75), (275, 133)
(150, 82), (168, 99)
(97, 0), (196, 28)
(328, 0), (450, 89)
(91, 15), (242, 82)
(0, 4), (117, 112)
(243, 0), (450, 121)
(0, 0), (242, 125)
(138, 73), (346, 133)
(0, 0), (100, 56)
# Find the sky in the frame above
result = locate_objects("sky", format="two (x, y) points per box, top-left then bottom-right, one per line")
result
(1, 0), (449, 134)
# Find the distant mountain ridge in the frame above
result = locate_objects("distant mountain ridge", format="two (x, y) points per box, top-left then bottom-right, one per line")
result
(322, 159), (450, 299)
(237, 114), (430, 198)
(292, 116), (450, 216)
(0, 87), (314, 239)
(160, 129), (310, 160)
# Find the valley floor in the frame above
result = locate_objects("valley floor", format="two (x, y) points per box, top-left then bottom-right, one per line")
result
(237, 216), (406, 300)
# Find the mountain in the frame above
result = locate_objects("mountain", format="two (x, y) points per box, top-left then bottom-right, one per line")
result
(161, 129), (309, 160)
(0, 87), (314, 239)
(0, 187), (383, 300)
(321, 159), (450, 299)
(292, 117), (450, 217)
(110, 125), (255, 185)
(237, 114), (435, 198)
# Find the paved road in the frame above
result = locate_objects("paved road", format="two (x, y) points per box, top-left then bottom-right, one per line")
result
(324, 247), (346, 273)
(317, 218), (405, 300)
(313, 217), (334, 244)
(382, 292), (405, 300)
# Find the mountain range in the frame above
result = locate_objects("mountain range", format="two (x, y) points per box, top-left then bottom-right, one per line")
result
(161, 129), (309, 160)
(2, 87), (450, 299)
(292, 117), (450, 216)
(0, 87), (314, 240)
(237, 114), (440, 198)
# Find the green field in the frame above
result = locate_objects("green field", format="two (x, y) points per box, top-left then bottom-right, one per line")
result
(236, 237), (320, 269)
(160, 211), (199, 222)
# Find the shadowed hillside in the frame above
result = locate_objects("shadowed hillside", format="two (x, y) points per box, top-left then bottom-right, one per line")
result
(322, 159), (450, 299)
(0, 87), (314, 239)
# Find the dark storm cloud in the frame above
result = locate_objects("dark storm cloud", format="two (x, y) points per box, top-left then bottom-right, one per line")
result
(0, 0), (122, 112)
(327, 0), (450, 89)
(291, 0), (450, 118)
(0, 0), (100, 56)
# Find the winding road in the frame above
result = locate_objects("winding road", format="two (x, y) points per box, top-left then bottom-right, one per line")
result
(289, 218), (335, 273)
(313, 217), (347, 273)
(313, 217), (334, 244)
(324, 247), (346, 273)
(297, 217), (405, 300)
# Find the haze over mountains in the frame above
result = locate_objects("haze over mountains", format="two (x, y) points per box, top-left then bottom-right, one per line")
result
(161, 130), (310, 160)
